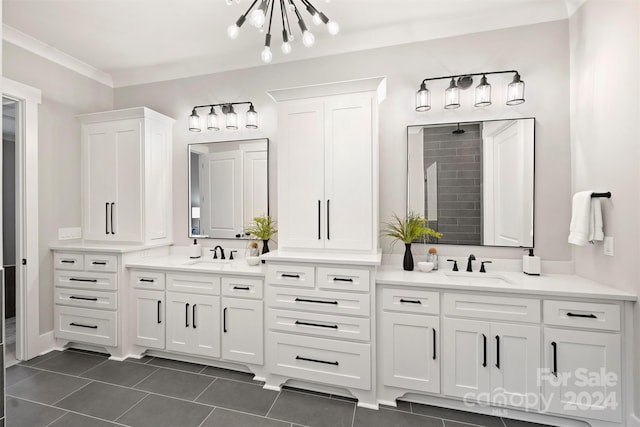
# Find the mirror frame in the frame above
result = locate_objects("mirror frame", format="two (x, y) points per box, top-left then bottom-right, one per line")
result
(188, 138), (270, 239)
(406, 118), (535, 248)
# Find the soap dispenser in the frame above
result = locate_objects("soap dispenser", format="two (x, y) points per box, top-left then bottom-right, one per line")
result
(523, 248), (540, 276)
(189, 239), (202, 259)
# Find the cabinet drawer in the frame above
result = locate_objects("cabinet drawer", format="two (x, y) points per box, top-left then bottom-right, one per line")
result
(268, 287), (370, 316)
(131, 270), (166, 291)
(544, 300), (620, 331)
(55, 288), (117, 310)
(382, 288), (440, 315)
(443, 293), (540, 323)
(268, 309), (370, 341)
(222, 277), (263, 299)
(55, 305), (117, 347)
(54, 252), (84, 271)
(268, 332), (371, 390)
(267, 264), (315, 288)
(55, 271), (118, 291)
(85, 254), (118, 273)
(317, 267), (370, 292)
(166, 273), (220, 295)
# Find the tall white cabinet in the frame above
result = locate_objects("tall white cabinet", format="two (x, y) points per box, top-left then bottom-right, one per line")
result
(269, 77), (385, 253)
(79, 107), (173, 244)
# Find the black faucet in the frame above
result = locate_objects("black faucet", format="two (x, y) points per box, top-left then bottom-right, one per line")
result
(212, 245), (225, 260)
(466, 254), (476, 272)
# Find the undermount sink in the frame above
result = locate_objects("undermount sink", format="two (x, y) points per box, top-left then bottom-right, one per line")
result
(443, 272), (514, 286)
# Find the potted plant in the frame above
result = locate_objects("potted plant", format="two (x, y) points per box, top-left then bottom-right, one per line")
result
(382, 212), (442, 271)
(244, 214), (277, 254)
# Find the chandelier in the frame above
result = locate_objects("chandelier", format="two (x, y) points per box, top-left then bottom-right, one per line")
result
(226, 0), (339, 64)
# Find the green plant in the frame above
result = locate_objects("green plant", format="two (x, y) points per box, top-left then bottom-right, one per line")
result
(244, 214), (277, 241)
(382, 212), (442, 245)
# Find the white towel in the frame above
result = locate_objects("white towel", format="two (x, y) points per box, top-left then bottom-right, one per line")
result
(568, 191), (604, 246)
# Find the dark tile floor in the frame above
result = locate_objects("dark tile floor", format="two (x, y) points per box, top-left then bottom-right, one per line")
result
(5, 349), (556, 427)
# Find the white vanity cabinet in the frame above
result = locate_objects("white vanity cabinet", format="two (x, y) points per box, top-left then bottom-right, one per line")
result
(131, 270), (166, 349)
(79, 107), (173, 244)
(268, 77), (386, 253)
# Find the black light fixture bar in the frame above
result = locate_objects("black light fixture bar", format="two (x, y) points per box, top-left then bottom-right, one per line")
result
(418, 70), (519, 84)
(192, 101), (254, 110)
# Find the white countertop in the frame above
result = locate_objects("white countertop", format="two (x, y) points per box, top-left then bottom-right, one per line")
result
(260, 250), (382, 266)
(50, 241), (172, 254)
(376, 267), (637, 301)
(125, 254), (265, 276)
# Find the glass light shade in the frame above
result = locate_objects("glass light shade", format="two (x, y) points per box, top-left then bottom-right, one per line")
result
(302, 31), (315, 47)
(207, 107), (219, 131)
(444, 78), (460, 109)
(327, 20), (339, 35)
(246, 105), (258, 129)
(261, 46), (273, 63)
(507, 72), (525, 105)
(474, 75), (492, 107)
(227, 24), (240, 39)
(189, 109), (201, 132)
(226, 105), (238, 130)
(250, 8), (266, 28)
(415, 83), (431, 112)
(281, 41), (292, 54)
(312, 13), (322, 26)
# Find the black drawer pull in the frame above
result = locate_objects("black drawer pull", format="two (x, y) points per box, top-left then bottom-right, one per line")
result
(296, 355), (339, 366)
(69, 278), (98, 283)
(192, 304), (197, 329)
(223, 307), (228, 333)
(139, 278), (155, 283)
(282, 273), (300, 279)
(157, 300), (161, 324)
(333, 277), (353, 283)
(551, 341), (558, 377)
(91, 261), (107, 265)
(400, 298), (422, 304)
(432, 328), (437, 360)
(295, 320), (338, 329)
(233, 286), (250, 291)
(482, 334), (487, 367)
(70, 322), (98, 329)
(69, 296), (98, 302)
(495, 335), (501, 369)
(566, 312), (597, 319)
(185, 303), (190, 327)
(60, 260), (76, 264)
(295, 297), (338, 305)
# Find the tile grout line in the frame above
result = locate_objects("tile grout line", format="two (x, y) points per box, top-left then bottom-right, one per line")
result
(264, 389), (281, 418)
(192, 377), (218, 403)
(114, 393), (151, 423)
(5, 368), (45, 390)
(51, 381), (94, 406)
(128, 365), (161, 389)
(500, 417), (508, 427)
(197, 406), (217, 427)
(350, 401), (357, 427)
(210, 400), (305, 426)
(43, 410), (69, 427)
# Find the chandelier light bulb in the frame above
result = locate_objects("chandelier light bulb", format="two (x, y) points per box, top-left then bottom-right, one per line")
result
(225, 0), (233, 5)
(327, 20), (339, 35)
(312, 13), (323, 26)
(261, 46), (273, 63)
(250, 9), (266, 28)
(227, 24), (240, 39)
(281, 41), (292, 54)
(302, 30), (315, 47)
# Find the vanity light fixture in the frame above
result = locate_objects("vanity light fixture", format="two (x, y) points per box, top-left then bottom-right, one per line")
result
(415, 70), (525, 111)
(188, 102), (258, 132)
(227, 0), (340, 64)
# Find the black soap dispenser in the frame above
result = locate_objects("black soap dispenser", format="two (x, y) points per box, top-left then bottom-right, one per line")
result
(523, 248), (540, 276)
(189, 238), (202, 259)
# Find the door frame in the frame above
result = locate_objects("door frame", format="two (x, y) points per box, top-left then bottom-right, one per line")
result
(3, 77), (42, 360)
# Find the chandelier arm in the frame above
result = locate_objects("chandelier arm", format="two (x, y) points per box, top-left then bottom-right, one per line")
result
(267, 0), (275, 34)
(282, 0), (293, 37)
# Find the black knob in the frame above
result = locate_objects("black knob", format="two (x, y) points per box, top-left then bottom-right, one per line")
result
(447, 259), (459, 272)
(480, 261), (492, 273)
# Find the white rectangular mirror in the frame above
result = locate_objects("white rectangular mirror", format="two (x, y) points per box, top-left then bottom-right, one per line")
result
(407, 118), (535, 247)
(189, 138), (269, 239)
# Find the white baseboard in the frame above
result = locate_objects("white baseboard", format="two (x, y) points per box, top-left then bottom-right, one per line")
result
(36, 331), (56, 356)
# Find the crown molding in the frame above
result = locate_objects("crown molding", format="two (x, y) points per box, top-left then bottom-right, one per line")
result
(3, 24), (114, 88)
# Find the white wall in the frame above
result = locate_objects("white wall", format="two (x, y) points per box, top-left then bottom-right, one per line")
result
(569, 0), (640, 416)
(115, 20), (572, 263)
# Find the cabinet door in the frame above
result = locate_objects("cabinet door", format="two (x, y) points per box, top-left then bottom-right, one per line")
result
(543, 328), (621, 422)
(324, 94), (374, 251)
(165, 292), (193, 353)
(222, 298), (263, 365)
(132, 289), (165, 349)
(382, 312), (439, 393)
(144, 118), (170, 241)
(443, 318), (491, 401)
(277, 100), (325, 249)
(191, 295), (221, 358)
(491, 322), (540, 409)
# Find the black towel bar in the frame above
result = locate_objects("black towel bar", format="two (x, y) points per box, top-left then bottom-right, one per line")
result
(591, 192), (611, 198)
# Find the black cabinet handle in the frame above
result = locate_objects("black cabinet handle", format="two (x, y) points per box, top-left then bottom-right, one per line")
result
(139, 278), (155, 283)
(110, 202), (115, 234)
(69, 278), (98, 283)
(400, 298), (422, 304)
(482, 334), (487, 367)
(91, 261), (107, 265)
(105, 202), (109, 234)
(69, 295), (98, 302)
(432, 328), (437, 360)
(233, 286), (250, 291)
(282, 273), (300, 279)
(318, 200), (321, 240)
(296, 355), (339, 366)
(551, 341), (558, 377)
(295, 320), (338, 329)
(295, 297), (338, 305)
(185, 303), (190, 327)
(326, 199), (330, 240)
(223, 307), (228, 333)
(333, 277), (353, 283)
(566, 312), (597, 319)
(61, 260), (76, 264)
(192, 304), (197, 329)
(70, 322), (98, 329)
(157, 300), (161, 324)
(495, 335), (500, 369)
